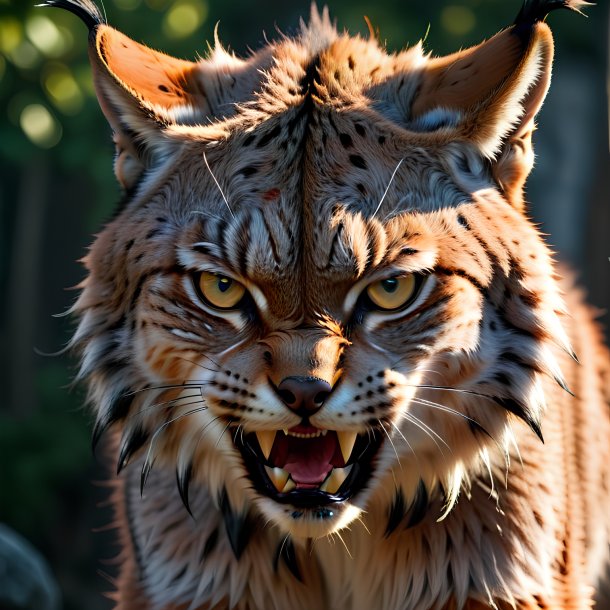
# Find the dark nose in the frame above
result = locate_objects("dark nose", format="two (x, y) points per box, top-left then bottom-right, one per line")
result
(276, 376), (332, 417)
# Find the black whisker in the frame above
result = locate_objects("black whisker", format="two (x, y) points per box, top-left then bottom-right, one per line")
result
(176, 353), (222, 372)
(122, 382), (211, 398)
(141, 406), (209, 496)
(127, 393), (203, 421)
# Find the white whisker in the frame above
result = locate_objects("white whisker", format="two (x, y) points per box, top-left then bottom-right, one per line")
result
(372, 157), (405, 218)
(203, 152), (235, 220)
(379, 419), (402, 469)
(402, 409), (449, 454)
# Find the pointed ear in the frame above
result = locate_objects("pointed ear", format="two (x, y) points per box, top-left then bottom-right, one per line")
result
(411, 1), (592, 207)
(411, 21), (554, 208)
(40, 0), (250, 190)
(88, 24), (208, 188)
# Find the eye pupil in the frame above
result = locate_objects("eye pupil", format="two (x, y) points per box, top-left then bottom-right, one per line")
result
(218, 277), (232, 293)
(381, 278), (398, 293)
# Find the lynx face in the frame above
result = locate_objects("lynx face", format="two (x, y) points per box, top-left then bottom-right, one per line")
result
(51, 0), (577, 540)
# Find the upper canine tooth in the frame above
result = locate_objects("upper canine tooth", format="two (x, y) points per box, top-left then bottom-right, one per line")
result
(256, 431), (276, 461)
(337, 431), (357, 464)
(320, 464), (353, 494)
(265, 466), (290, 492)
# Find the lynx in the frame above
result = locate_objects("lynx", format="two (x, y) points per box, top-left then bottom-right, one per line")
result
(42, 0), (610, 608)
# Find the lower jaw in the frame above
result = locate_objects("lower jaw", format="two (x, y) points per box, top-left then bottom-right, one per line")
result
(256, 494), (365, 538)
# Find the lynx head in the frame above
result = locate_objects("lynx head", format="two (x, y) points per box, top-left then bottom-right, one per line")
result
(46, 0), (584, 540)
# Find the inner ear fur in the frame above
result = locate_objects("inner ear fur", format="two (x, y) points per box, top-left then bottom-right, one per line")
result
(413, 23), (555, 208)
(92, 26), (208, 116)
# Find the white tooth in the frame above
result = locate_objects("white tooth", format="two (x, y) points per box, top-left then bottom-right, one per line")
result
(337, 431), (358, 464)
(282, 477), (296, 493)
(283, 429), (289, 436)
(256, 431), (276, 460)
(320, 465), (353, 494)
(265, 466), (290, 492)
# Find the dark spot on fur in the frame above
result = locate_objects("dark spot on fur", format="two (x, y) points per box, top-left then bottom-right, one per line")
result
(378, 135), (386, 145)
(493, 372), (512, 386)
(158, 84), (169, 92)
(356, 183), (366, 195)
(273, 537), (302, 581)
(354, 123), (365, 137)
(385, 489), (407, 536)
(406, 479), (429, 528)
(239, 165), (258, 177)
(256, 125), (282, 148)
(201, 529), (219, 563)
(146, 228), (161, 240)
(116, 425), (148, 474)
(243, 134), (256, 147)
(220, 488), (252, 560)
(348, 55), (355, 70)
(520, 292), (540, 308)
(349, 154), (367, 170)
(339, 133), (353, 148)
(176, 462), (194, 516)
(457, 214), (470, 229)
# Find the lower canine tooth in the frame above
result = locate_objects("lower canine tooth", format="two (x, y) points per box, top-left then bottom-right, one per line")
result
(320, 464), (353, 494)
(256, 430), (276, 460)
(265, 466), (289, 492)
(282, 477), (296, 493)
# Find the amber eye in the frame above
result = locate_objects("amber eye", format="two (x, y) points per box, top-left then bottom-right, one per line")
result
(196, 272), (246, 310)
(366, 275), (418, 311)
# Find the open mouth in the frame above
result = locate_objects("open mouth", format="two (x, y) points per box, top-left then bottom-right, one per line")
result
(233, 425), (383, 508)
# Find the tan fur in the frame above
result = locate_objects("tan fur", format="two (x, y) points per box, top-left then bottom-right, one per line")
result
(48, 1), (610, 608)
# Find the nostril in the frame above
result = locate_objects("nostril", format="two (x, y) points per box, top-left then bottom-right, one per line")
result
(278, 389), (296, 405)
(313, 391), (329, 406)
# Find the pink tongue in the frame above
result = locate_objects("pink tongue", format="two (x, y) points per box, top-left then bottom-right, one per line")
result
(280, 435), (336, 487)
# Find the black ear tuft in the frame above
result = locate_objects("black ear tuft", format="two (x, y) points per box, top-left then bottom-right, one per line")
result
(514, 0), (592, 27)
(37, 0), (106, 31)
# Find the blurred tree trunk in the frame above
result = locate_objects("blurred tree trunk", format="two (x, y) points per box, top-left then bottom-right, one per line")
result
(8, 158), (48, 417)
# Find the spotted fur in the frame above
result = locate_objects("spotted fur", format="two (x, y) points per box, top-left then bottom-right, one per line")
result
(41, 0), (610, 608)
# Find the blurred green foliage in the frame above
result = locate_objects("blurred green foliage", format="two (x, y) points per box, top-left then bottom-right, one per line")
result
(0, 0), (606, 608)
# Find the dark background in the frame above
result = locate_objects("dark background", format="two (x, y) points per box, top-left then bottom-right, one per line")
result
(1, 0), (608, 608)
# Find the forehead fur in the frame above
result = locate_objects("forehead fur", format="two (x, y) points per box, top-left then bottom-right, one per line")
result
(156, 8), (473, 225)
